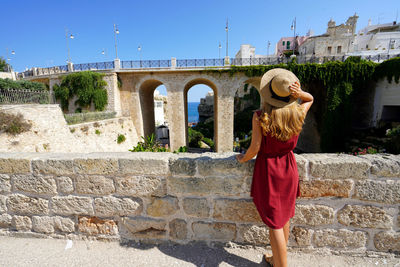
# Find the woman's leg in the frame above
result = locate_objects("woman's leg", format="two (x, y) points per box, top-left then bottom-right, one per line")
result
(269, 227), (288, 267)
(283, 220), (290, 245)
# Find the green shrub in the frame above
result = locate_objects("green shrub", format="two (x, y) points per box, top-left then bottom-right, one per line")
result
(53, 71), (108, 112)
(202, 137), (214, 150)
(0, 78), (46, 91)
(130, 133), (170, 152)
(0, 110), (32, 135)
(385, 125), (400, 154)
(188, 127), (203, 148)
(173, 146), (188, 153)
(95, 129), (101, 135)
(117, 134), (126, 144)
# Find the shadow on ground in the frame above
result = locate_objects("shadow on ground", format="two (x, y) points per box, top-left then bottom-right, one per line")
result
(120, 240), (266, 267)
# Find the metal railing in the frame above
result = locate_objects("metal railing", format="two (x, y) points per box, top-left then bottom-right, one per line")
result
(0, 88), (50, 104)
(73, 61), (114, 71)
(17, 53), (400, 78)
(176, 58), (225, 67)
(121, 60), (170, 69)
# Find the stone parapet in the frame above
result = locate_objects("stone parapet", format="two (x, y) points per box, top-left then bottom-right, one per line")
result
(0, 152), (399, 254)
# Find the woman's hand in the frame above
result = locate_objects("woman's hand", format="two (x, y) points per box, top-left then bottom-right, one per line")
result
(236, 153), (245, 163)
(289, 81), (302, 99)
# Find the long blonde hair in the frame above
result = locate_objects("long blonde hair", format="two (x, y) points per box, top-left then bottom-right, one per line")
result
(258, 102), (306, 141)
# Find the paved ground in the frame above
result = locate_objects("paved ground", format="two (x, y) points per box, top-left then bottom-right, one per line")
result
(0, 236), (399, 267)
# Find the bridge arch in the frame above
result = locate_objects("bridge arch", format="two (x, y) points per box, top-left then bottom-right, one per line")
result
(138, 78), (168, 139)
(183, 78), (218, 150)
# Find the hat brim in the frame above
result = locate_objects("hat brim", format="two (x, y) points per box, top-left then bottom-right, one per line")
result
(259, 68), (299, 108)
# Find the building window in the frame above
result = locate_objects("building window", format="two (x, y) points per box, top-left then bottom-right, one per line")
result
(286, 41), (291, 49)
(337, 46), (342, 53)
(282, 41), (285, 46)
(366, 44), (369, 49)
(327, 46), (332, 54)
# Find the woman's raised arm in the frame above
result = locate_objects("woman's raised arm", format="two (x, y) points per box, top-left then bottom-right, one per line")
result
(236, 112), (262, 163)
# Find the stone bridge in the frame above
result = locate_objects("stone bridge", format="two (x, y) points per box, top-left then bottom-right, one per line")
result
(25, 60), (264, 152)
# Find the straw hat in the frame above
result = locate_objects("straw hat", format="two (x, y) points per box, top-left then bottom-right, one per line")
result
(259, 68), (299, 108)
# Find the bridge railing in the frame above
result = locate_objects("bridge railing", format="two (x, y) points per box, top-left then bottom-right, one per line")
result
(121, 60), (170, 69)
(0, 88), (50, 104)
(17, 53), (400, 78)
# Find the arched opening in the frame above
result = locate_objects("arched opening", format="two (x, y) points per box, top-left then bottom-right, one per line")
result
(139, 80), (169, 145)
(233, 79), (261, 152)
(184, 79), (217, 152)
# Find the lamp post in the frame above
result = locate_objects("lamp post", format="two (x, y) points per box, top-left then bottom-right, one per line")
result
(225, 19), (229, 57)
(138, 45), (142, 61)
(267, 41), (271, 56)
(5, 48), (15, 72)
(114, 23), (119, 59)
(291, 17), (296, 56)
(65, 29), (74, 63)
(218, 42), (222, 60)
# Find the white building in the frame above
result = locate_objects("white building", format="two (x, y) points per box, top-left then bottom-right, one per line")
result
(153, 90), (166, 126)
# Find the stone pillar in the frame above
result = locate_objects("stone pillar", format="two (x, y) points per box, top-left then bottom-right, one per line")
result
(114, 59), (121, 70)
(215, 93), (234, 152)
(171, 57), (177, 69)
(224, 56), (230, 66)
(103, 73), (122, 116)
(49, 78), (61, 104)
(129, 91), (144, 139)
(67, 62), (74, 72)
(166, 85), (186, 151)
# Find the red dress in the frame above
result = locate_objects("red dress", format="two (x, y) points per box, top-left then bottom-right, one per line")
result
(251, 110), (300, 229)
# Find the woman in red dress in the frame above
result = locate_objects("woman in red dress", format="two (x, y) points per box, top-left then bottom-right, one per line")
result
(236, 68), (313, 267)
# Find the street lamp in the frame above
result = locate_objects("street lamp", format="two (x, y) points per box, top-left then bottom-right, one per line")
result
(138, 45), (142, 61)
(65, 29), (74, 63)
(291, 17), (296, 56)
(225, 19), (229, 57)
(5, 48), (15, 72)
(218, 42), (222, 59)
(114, 23), (119, 59)
(267, 41), (271, 56)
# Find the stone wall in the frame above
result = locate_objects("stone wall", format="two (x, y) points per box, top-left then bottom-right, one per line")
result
(0, 152), (399, 254)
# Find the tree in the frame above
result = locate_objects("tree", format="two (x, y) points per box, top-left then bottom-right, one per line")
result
(0, 57), (10, 72)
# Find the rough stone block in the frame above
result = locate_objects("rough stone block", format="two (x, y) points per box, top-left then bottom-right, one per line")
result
(147, 196), (179, 217)
(374, 231), (400, 252)
(115, 176), (166, 197)
(51, 196), (94, 216)
(197, 156), (252, 177)
(12, 174), (57, 195)
(32, 216), (56, 234)
(305, 154), (371, 179)
(0, 158), (30, 174)
(291, 226), (313, 247)
(337, 205), (392, 229)
(78, 216), (118, 236)
(94, 196), (142, 216)
(7, 194), (49, 215)
(169, 218), (187, 240)
(182, 198), (209, 218)
(299, 179), (353, 198)
(53, 216), (75, 232)
(0, 195), (6, 213)
(56, 176), (74, 194)
(74, 158), (118, 175)
(32, 159), (74, 176)
(119, 155), (169, 175)
(360, 154), (400, 177)
(192, 222), (236, 241)
(237, 224), (269, 245)
(168, 176), (244, 196)
(313, 229), (367, 248)
(120, 216), (166, 239)
(294, 154), (307, 180)
(353, 179), (400, 204)
(169, 158), (196, 176)
(75, 175), (115, 195)
(0, 174), (11, 193)
(213, 199), (261, 223)
(0, 214), (12, 228)
(12, 215), (32, 231)
(292, 204), (334, 226)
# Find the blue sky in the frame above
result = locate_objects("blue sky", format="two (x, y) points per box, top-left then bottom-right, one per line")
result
(1, 0), (399, 101)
